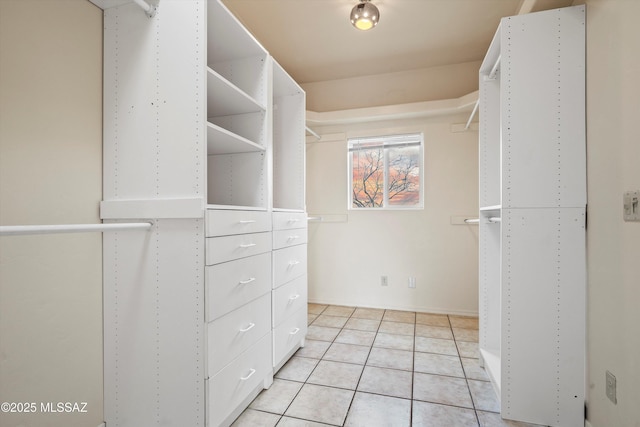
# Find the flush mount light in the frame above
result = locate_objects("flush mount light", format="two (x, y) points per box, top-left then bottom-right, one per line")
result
(350, 0), (380, 31)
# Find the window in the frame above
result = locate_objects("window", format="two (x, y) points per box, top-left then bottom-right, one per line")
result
(348, 133), (423, 209)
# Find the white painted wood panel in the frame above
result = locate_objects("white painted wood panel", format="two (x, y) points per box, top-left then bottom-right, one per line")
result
(205, 231), (271, 265)
(206, 333), (272, 427)
(205, 209), (271, 237)
(272, 228), (307, 250)
(103, 219), (205, 427)
(501, 7), (586, 209)
(205, 252), (272, 321)
(273, 308), (307, 371)
(501, 208), (585, 426)
(206, 293), (271, 375)
(272, 244), (307, 289)
(272, 275), (308, 327)
(272, 211), (307, 231)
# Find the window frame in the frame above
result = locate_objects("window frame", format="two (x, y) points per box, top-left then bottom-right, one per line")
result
(347, 132), (424, 210)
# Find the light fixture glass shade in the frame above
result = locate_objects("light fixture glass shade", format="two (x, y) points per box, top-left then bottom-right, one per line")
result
(350, 1), (379, 31)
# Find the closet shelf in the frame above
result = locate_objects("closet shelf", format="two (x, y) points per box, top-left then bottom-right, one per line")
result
(207, 122), (265, 155)
(205, 204), (268, 212)
(207, 0), (267, 63)
(480, 205), (502, 211)
(207, 67), (265, 117)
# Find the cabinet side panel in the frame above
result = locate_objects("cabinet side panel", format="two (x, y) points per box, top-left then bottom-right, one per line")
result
(501, 6), (585, 209)
(103, 219), (205, 427)
(103, 1), (206, 201)
(501, 208), (585, 426)
(157, 0), (207, 199)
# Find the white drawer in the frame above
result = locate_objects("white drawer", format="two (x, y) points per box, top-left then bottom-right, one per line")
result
(272, 211), (307, 231)
(205, 252), (271, 321)
(272, 228), (307, 250)
(206, 209), (271, 237)
(207, 333), (272, 427)
(273, 308), (307, 370)
(273, 244), (307, 289)
(206, 232), (271, 265)
(273, 275), (307, 327)
(207, 293), (271, 375)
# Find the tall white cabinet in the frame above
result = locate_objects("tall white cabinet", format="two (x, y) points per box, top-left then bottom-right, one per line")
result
(99, 1), (306, 426)
(478, 6), (585, 427)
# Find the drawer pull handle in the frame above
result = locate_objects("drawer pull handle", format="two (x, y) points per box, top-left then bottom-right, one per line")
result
(239, 323), (255, 333)
(239, 243), (257, 248)
(238, 277), (256, 285)
(240, 368), (256, 381)
(238, 220), (257, 224)
(288, 260), (300, 267)
(289, 294), (300, 301)
(288, 218), (300, 223)
(289, 328), (300, 335)
(287, 235), (300, 241)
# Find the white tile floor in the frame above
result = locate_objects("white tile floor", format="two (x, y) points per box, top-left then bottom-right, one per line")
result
(231, 304), (545, 427)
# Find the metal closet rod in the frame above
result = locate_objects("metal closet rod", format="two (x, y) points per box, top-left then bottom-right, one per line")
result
(463, 217), (501, 224)
(0, 222), (153, 237)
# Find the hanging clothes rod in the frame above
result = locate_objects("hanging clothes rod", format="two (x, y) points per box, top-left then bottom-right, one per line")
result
(305, 126), (321, 141)
(0, 222), (153, 237)
(131, 0), (156, 17)
(463, 217), (501, 224)
(307, 216), (323, 221)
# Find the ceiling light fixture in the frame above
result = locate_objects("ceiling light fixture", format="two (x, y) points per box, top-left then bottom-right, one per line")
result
(350, 0), (380, 31)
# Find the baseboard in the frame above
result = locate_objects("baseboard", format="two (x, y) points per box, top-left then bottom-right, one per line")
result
(307, 299), (478, 317)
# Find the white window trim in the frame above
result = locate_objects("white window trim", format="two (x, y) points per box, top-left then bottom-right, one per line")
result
(347, 133), (424, 210)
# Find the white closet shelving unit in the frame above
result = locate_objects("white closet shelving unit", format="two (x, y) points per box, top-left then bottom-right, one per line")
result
(99, 1), (306, 426)
(271, 60), (307, 370)
(478, 6), (585, 427)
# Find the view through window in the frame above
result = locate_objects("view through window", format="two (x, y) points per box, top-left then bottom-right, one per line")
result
(348, 133), (423, 209)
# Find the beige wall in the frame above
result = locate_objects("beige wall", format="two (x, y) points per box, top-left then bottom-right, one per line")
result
(303, 61), (481, 112)
(0, 1), (103, 426)
(306, 113), (479, 315)
(584, 0), (640, 426)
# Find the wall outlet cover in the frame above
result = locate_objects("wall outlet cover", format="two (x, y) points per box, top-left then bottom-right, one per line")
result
(606, 370), (617, 404)
(623, 190), (640, 221)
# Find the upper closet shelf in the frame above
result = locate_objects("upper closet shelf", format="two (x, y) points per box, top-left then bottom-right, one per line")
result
(207, 0), (268, 63)
(207, 68), (265, 117)
(207, 122), (265, 155)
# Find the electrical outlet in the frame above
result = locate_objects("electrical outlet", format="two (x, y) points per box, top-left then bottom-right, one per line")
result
(606, 371), (617, 404)
(623, 190), (640, 221)
(381, 276), (388, 286)
(408, 277), (416, 288)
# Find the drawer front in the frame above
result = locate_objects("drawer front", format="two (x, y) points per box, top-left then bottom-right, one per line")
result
(273, 308), (307, 369)
(272, 228), (307, 250)
(272, 211), (307, 231)
(206, 209), (271, 237)
(206, 232), (271, 265)
(207, 333), (271, 427)
(273, 275), (307, 327)
(207, 293), (271, 375)
(273, 244), (307, 289)
(205, 252), (272, 321)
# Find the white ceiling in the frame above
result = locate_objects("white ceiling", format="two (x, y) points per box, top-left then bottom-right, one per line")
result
(222, 0), (574, 85)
